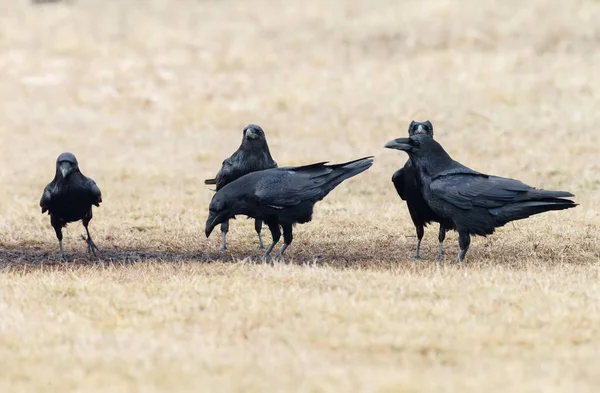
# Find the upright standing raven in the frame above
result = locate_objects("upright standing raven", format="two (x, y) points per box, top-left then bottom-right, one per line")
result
(205, 124), (277, 251)
(384, 134), (577, 263)
(205, 157), (374, 261)
(390, 120), (452, 260)
(40, 152), (102, 261)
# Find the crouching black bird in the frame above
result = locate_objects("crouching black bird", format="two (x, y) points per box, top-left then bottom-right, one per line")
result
(205, 157), (374, 261)
(390, 120), (452, 260)
(40, 152), (102, 261)
(384, 134), (577, 263)
(205, 124), (278, 251)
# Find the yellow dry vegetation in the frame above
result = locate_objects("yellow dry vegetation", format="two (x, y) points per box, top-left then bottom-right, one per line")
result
(0, 0), (599, 392)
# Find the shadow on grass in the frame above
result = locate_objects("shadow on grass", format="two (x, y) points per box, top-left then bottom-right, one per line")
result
(0, 239), (439, 271)
(2, 234), (592, 271)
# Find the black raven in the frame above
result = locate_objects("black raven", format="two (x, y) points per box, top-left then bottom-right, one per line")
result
(205, 157), (374, 261)
(40, 152), (102, 261)
(205, 124), (277, 251)
(384, 134), (577, 263)
(390, 120), (452, 260)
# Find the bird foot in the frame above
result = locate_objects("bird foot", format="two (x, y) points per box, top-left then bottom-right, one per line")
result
(59, 252), (69, 262)
(262, 255), (273, 265)
(435, 254), (443, 262)
(81, 235), (99, 257)
(258, 243), (265, 250)
(219, 247), (227, 253)
(412, 254), (425, 260)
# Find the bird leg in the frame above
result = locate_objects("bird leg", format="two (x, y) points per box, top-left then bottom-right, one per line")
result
(455, 231), (471, 263)
(255, 219), (265, 249)
(58, 239), (67, 262)
(52, 222), (67, 262)
(81, 221), (99, 257)
(413, 225), (424, 259)
(275, 223), (294, 262)
(262, 221), (281, 263)
(435, 225), (446, 261)
(275, 244), (288, 261)
(220, 220), (229, 251)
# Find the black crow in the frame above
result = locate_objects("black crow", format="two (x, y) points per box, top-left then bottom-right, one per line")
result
(205, 124), (277, 251)
(40, 152), (102, 261)
(205, 157), (374, 261)
(390, 120), (453, 260)
(384, 134), (577, 263)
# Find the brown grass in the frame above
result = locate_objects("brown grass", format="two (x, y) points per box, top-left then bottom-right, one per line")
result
(1, 0), (599, 391)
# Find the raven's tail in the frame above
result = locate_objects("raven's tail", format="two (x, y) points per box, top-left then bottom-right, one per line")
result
(317, 156), (374, 196)
(204, 178), (217, 185)
(330, 156), (375, 177)
(490, 197), (577, 226)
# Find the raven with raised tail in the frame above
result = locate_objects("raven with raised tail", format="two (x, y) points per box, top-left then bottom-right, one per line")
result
(206, 157), (374, 261)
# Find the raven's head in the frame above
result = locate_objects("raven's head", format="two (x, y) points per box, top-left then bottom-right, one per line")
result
(408, 120), (433, 137)
(384, 134), (444, 158)
(242, 124), (267, 145)
(55, 152), (79, 179)
(205, 190), (238, 238)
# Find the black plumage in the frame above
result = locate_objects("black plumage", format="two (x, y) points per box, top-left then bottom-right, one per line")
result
(205, 124), (277, 251)
(390, 120), (452, 259)
(384, 134), (577, 263)
(40, 152), (102, 261)
(205, 157), (374, 261)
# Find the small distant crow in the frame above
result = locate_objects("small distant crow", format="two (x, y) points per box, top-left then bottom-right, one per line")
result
(205, 157), (374, 261)
(390, 120), (452, 259)
(384, 134), (577, 263)
(205, 124), (277, 251)
(40, 153), (102, 261)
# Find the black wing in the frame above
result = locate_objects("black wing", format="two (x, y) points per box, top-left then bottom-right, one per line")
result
(253, 169), (328, 207)
(40, 184), (53, 213)
(254, 158), (373, 207)
(430, 174), (540, 210)
(86, 178), (102, 206)
(392, 167), (406, 200)
(205, 158), (235, 190)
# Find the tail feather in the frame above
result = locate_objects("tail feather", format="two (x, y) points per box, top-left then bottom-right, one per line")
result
(524, 189), (574, 200)
(205, 178), (217, 185)
(490, 198), (577, 226)
(317, 157), (374, 196)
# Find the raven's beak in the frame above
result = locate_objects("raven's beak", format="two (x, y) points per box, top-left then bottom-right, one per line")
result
(245, 128), (260, 140)
(414, 125), (427, 135)
(59, 161), (72, 178)
(384, 138), (412, 152)
(205, 212), (223, 238)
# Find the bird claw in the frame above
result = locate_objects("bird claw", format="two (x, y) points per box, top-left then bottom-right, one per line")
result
(219, 246), (227, 253)
(435, 254), (444, 262)
(81, 235), (99, 257)
(412, 254), (425, 260)
(262, 254), (274, 265)
(59, 253), (69, 262)
(258, 243), (265, 250)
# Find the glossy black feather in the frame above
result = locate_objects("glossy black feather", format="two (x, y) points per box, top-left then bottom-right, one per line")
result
(205, 157), (374, 257)
(205, 124), (277, 191)
(393, 134), (577, 262)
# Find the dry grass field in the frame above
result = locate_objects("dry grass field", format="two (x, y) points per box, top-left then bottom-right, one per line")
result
(1, 0), (599, 391)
